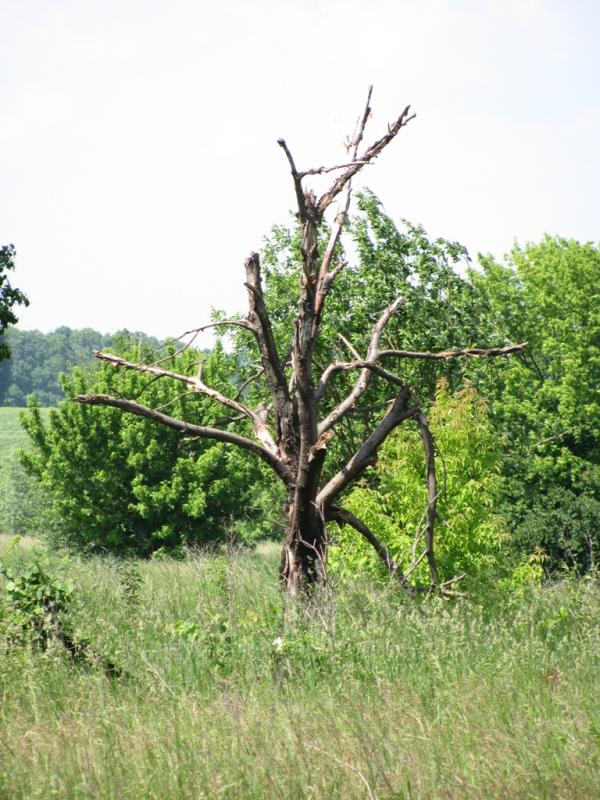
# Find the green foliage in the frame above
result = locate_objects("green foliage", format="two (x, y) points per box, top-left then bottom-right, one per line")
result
(511, 485), (600, 575)
(20, 337), (268, 556)
(0, 550), (74, 648)
(330, 381), (513, 591)
(0, 244), (29, 362)
(259, 193), (488, 383)
(469, 237), (600, 573)
(227, 192), (499, 476)
(0, 327), (158, 406)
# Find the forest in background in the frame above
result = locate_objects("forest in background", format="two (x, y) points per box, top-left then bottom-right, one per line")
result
(0, 327), (158, 406)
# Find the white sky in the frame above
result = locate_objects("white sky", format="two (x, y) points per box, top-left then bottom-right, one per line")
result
(1, 0), (599, 341)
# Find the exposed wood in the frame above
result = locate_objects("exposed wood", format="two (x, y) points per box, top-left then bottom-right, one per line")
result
(375, 342), (528, 360)
(92, 350), (279, 456)
(317, 342), (528, 401)
(313, 87), (375, 333)
(317, 298), (404, 433)
(244, 253), (297, 458)
(317, 100), (415, 214)
(74, 89), (526, 595)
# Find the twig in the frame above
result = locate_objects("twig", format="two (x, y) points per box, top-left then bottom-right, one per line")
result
(305, 743), (377, 800)
(298, 160), (368, 177)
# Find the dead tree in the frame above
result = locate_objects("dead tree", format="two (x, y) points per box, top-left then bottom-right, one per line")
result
(76, 89), (526, 595)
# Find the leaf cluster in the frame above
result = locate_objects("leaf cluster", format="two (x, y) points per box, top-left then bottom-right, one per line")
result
(0, 556), (74, 648)
(330, 380), (514, 592)
(225, 191), (500, 475)
(20, 335), (268, 556)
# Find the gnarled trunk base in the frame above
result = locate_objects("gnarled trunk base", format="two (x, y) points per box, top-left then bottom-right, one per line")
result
(279, 495), (326, 594)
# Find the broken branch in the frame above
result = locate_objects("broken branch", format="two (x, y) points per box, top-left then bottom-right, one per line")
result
(415, 410), (440, 585)
(328, 505), (410, 588)
(74, 394), (292, 483)
(317, 298), (403, 432)
(318, 97), (414, 214)
(244, 253), (291, 418)
(91, 351), (279, 455)
(277, 138), (308, 221)
(317, 387), (414, 507)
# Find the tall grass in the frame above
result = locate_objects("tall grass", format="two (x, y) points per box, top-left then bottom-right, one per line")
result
(1, 540), (599, 799)
(0, 406), (51, 536)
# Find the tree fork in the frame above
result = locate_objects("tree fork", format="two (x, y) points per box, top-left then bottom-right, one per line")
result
(74, 89), (526, 595)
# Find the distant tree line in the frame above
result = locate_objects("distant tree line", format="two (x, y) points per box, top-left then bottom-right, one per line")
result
(0, 327), (159, 406)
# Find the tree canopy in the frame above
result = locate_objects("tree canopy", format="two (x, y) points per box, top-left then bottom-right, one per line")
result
(330, 380), (513, 591)
(21, 336), (268, 556)
(468, 237), (600, 573)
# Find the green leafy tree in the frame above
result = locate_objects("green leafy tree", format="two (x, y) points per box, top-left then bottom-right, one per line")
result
(21, 337), (267, 556)
(0, 245), (29, 361)
(329, 381), (513, 592)
(468, 237), (600, 573)
(249, 190), (497, 471)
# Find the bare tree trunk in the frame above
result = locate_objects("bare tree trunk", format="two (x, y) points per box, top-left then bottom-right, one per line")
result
(280, 486), (326, 594)
(74, 89), (527, 597)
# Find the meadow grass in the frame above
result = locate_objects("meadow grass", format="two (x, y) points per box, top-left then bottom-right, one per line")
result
(0, 406), (30, 455)
(0, 407), (52, 536)
(0, 538), (599, 799)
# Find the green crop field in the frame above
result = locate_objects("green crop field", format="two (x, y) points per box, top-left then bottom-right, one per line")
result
(0, 407), (51, 536)
(0, 406), (29, 455)
(0, 406), (51, 456)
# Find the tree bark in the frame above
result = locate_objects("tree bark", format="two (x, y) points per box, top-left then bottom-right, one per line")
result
(280, 486), (327, 594)
(74, 89), (527, 596)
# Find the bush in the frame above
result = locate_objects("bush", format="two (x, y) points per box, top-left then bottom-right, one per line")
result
(20, 337), (268, 556)
(511, 482), (600, 575)
(329, 381), (515, 592)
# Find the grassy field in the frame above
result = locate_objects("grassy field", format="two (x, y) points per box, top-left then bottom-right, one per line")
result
(0, 406), (30, 455)
(0, 406), (51, 536)
(0, 405), (51, 454)
(0, 407), (30, 535)
(0, 537), (599, 799)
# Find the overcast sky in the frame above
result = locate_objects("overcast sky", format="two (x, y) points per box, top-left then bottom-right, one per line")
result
(1, 0), (599, 341)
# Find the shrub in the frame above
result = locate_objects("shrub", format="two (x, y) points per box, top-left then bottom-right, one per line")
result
(20, 337), (267, 556)
(329, 381), (514, 592)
